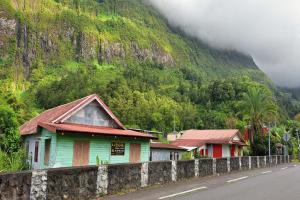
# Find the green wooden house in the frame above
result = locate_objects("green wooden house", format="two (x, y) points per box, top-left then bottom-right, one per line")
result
(20, 94), (155, 169)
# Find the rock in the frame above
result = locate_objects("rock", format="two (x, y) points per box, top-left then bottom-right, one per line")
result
(0, 17), (16, 36)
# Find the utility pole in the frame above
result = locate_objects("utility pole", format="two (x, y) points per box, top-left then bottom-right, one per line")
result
(268, 122), (271, 157)
(296, 129), (300, 150)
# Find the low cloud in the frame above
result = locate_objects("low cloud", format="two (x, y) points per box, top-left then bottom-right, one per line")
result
(149, 0), (300, 87)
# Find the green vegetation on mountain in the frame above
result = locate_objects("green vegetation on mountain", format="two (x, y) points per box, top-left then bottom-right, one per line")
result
(0, 0), (299, 134)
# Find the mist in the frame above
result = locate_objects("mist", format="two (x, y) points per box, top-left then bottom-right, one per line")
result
(149, 0), (300, 87)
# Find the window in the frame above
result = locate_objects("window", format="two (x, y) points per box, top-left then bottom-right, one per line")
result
(170, 152), (173, 160)
(34, 140), (39, 162)
(175, 152), (179, 160)
(44, 139), (51, 166)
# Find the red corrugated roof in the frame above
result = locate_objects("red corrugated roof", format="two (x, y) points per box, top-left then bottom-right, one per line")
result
(20, 94), (125, 135)
(172, 129), (245, 147)
(171, 139), (205, 147)
(150, 143), (186, 150)
(38, 122), (155, 139)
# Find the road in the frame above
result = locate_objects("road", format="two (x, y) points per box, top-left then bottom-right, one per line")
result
(104, 163), (300, 200)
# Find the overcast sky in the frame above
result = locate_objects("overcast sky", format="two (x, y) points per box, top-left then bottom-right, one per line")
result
(149, 0), (300, 88)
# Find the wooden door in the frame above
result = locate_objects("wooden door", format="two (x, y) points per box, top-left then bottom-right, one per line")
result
(130, 143), (141, 163)
(230, 145), (236, 157)
(213, 144), (222, 158)
(73, 141), (90, 166)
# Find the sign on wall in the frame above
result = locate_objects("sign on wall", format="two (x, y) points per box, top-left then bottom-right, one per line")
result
(111, 142), (125, 155)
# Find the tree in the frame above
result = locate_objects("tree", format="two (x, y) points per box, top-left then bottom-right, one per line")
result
(239, 88), (278, 143)
(0, 104), (20, 154)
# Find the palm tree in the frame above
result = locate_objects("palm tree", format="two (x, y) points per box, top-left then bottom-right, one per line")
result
(239, 88), (278, 143)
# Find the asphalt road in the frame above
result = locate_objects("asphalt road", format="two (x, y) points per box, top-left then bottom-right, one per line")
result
(104, 163), (300, 200)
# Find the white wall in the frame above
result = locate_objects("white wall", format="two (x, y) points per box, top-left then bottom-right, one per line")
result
(222, 144), (230, 158)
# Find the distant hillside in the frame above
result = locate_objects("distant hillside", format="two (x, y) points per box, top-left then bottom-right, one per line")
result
(0, 0), (266, 79)
(0, 0), (298, 131)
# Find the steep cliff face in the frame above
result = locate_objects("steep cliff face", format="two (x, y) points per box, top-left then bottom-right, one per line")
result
(0, 0), (265, 82)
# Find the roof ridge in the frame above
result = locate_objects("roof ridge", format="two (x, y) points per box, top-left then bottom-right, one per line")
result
(21, 95), (92, 128)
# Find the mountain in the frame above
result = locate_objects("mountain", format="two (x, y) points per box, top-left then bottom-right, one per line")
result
(0, 0), (298, 132)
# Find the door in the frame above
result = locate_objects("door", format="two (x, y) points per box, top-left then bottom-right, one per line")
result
(230, 145), (236, 157)
(130, 143), (141, 163)
(73, 141), (90, 166)
(213, 144), (222, 158)
(44, 139), (51, 166)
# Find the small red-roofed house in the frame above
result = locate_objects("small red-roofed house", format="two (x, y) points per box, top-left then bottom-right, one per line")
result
(20, 94), (155, 169)
(171, 129), (246, 158)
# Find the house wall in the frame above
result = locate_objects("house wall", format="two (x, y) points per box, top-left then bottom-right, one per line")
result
(24, 135), (39, 169)
(65, 101), (118, 128)
(222, 144), (230, 158)
(150, 149), (184, 161)
(53, 131), (150, 168)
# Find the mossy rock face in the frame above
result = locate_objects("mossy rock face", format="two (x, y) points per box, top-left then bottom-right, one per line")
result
(0, 0), (296, 136)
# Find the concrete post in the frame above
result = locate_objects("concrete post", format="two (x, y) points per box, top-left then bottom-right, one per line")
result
(30, 170), (47, 200)
(276, 156), (278, 165)
(194, 159), (199, 177)
(288, 155), (290, 163)
(264, 156), (267, 167)
(141, 162), (149, 187)
(239, 157), (242, 171)
(97, 165), (108, 195)
(249, 156), (251, 170)
(213, 158), (217, 175)
(227, 157), (230, 173)
(257, 156), (260, 168)
(171, 160), (177, 181)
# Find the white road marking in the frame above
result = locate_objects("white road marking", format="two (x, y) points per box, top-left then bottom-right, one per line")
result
(281, 167), (288, 170)
(293, 165), (297, 167)
(158, 187), (207, 199)
(226, 176), (248, 183)
(261, 171), (272, 174)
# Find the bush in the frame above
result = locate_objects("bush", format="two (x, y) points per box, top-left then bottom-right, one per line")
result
(180, 151), (192, 160)
(0, 148), (28, 173)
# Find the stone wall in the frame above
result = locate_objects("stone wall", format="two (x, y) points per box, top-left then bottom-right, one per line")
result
(148, 161), (172, 185)
(107, 163), (141, 195)
(216, 158), (228, 174)
(230, 157), (240, 171)
(251, 156), (258, 169)
(277, 155), (282, 164)
(0, 155), (292, 199)
(47, 166), (98, 200)
(241, 156), (250, 170)
(177, 160), (195, 180)
(266, 156), (271, 166)
(0, 171), (31, 200)
(259, 156), (266, 168)
(198, 159), (213, 177)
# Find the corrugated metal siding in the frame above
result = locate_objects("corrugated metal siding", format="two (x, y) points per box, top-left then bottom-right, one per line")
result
(151, 149), (170, 161)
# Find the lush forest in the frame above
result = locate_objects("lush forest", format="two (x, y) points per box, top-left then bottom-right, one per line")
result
(0, 0), (300, 171)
